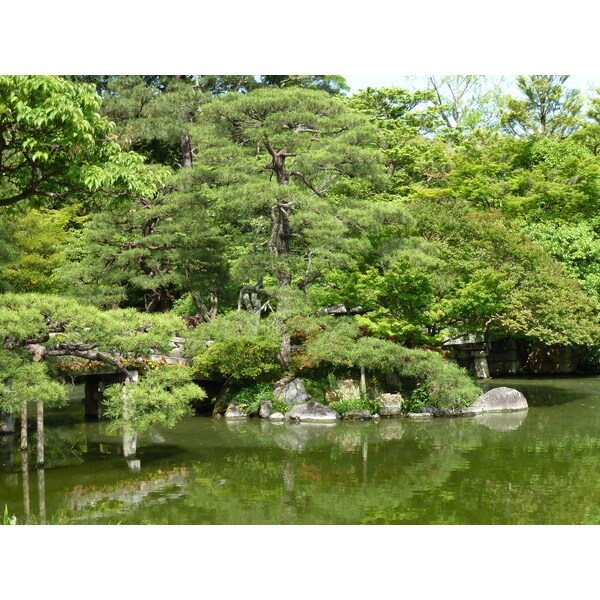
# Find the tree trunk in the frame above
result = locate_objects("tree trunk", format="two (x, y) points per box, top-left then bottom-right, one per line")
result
(278, 331), (292, 369)
(181, 133), (193, 168)
(360, 366), (367, 399)
(36, 401), (44, 467)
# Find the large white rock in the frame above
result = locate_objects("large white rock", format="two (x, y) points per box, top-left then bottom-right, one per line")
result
(468, 387), (528, 413)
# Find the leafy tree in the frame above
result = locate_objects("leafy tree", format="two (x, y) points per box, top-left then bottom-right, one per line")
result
(259, 75), (349, 95)
(346, 86), (449, 192)
(407, 198), (600, 346)
(0, 75), (168, 208)
(103, 365), (204, 434)
(0, 293), (187, 383)
(55, 181), (227, 313)
(0, 219), (17, 292)
(296, 315), (481, 408)
(189, 311), (282, 381)
(523, 220), (600, 303)
(0, 293), (202, 452)
(97, 76), (207, 168)
(189, 86), (385, 364)
(501, 75), (583, 139)
(503, 137), (600, 220)
(0, 206), (79, 293)
(426, 75), (505, 134)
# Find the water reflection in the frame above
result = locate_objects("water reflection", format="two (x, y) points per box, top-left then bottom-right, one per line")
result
(21, 450), (30, 523)
(38, 468), (46, 525)
(0, 433), (14, 472)
(5, 377), (600, 524)
(274, 423), (337, 452)
(474, 410), (528, 431)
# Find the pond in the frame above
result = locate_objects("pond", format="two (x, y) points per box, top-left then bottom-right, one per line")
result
(3, 376), (600, 525)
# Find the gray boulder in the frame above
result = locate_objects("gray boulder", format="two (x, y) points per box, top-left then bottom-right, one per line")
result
(285, 400), (340, 423)
(469, 387), (528, 413)
(407, 412), (434, 419)
(378, 393), (403, 417)
(343, 409), (372, 420)
(337, 378), (361, 401)
(269, 412), (285, 421)
(259, 401), (273, 419)
(273, 377), (311, 408)
(225, 403), (248, 419)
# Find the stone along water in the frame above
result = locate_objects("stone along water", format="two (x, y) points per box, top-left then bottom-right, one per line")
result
(3, 377), (600, 524)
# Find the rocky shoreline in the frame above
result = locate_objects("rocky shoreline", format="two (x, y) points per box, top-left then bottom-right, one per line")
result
(222, 378), (529, 424)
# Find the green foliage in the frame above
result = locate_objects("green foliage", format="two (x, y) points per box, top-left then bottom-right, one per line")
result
(189, 312), (281, 380)
(2, 505), (17, 525)
(403, 383), (436, 412)
(103, 365), (203, 434)
(300, 316), (480, 408)
(194, 338), (281, 381)
(501, 75), (583, 139)
(0, 293), (190, 421)
(407, 199), (600, 346)
(226, 382), (277, 415)
(0, 206), (80, 293)
(0, 349), (68, 412)
(329, 396), (378, 415)
(55, 180), (228, 312)
(0, 75), (169, 208)
(523, 220), (600, 303)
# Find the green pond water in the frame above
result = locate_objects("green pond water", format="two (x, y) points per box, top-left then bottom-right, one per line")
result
(3, 376), (600, 525)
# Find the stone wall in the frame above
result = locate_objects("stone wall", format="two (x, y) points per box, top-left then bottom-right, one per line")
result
(449, 337), (579, 377)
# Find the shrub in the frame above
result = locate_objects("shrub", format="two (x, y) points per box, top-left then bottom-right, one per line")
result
(329, 397), (378, 415)
(193, 337), (281, 380)
(227, 382), (276, 415)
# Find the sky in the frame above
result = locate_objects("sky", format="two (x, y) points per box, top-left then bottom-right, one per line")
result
(343, 74), (600, 97)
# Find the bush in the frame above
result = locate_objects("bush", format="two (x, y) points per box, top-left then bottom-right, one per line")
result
(187, 312), (282, 381)
(227, 382), (276, 415)
(103, 365), (204, 433)
(194, 337), (281, 380)
(329, 397), (378, 415)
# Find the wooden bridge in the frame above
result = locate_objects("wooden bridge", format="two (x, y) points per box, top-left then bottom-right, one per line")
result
(77, 337), (222, 419)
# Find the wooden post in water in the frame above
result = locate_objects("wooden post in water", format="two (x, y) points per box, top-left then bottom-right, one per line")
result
(122, 370), (138, 459)
(21, 449), (30, 523)
(20, 399), (27, 452)
(36, 401), (44, 467)
(37, 468), (46, 525)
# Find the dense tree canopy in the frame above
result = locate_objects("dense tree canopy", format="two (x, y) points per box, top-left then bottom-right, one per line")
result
(0, 76), (168, 208)
(3, 73), (600, 425)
